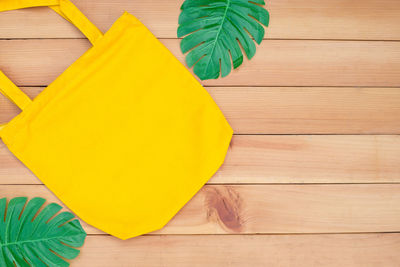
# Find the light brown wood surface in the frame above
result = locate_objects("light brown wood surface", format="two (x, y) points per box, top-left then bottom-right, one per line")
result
(1, 39), (400, 87)
(1, 0), (400, 40)
(1, 135), (399, 184)
(1, 184), (399, 235)
(2, 87), (400, 134)
(75, 234), (400, 267)
(0, 0), (400, 266)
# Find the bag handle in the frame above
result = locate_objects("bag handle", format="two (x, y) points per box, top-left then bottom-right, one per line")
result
(0, 0), (103, 45)
(0, 0), (104, 136)
(0, 71), (31, 110)
(0, 71), (32, 133)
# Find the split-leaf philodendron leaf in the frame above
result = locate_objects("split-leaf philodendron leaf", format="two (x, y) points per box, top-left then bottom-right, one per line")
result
(0, 197), (86, 267)
(178, 0), (269, 80)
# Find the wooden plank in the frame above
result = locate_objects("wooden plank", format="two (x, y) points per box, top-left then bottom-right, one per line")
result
(1, 135), (399, 184)
(1, 39), (400, 87)
(2, 87), (400, 134)
(0, 184), (399, 235)
(213, 87), (400, 134)
(72, 234), (400, 266)
(1, 0), (400, 40)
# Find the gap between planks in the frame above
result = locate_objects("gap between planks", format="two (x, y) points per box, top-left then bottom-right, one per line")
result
(3, 38), (400, 42)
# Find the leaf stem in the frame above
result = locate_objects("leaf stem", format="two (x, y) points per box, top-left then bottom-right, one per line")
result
(0, 233), (85, 247)
(204, 0), (231, 72)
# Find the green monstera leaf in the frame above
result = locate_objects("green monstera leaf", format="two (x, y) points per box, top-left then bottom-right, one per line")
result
(178, 0), (269, 80)
(0, 197), (86, 267)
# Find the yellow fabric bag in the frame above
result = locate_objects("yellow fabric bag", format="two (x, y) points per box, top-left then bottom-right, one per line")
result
(0, 0), (233, 240)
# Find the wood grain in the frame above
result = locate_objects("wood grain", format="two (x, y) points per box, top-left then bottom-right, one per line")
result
(72, 234), (400, 266)
(1, 0), (400, 40)
(1, 135), (399, 184)
(2, 87), (400, 134)
(1, 39), (400, 87)
(1, 184), (399, 235)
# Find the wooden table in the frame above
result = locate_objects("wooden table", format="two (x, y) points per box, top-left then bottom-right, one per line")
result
(1, 0), (400, 266)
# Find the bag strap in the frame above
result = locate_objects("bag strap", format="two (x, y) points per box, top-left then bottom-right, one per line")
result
(0, 71), (32, 133)
(0, 71), (32, 110)
(0, 0), (103, 45)
(0, 0), (104, 136)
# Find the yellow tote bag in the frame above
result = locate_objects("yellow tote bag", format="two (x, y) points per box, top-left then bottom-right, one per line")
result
(0, 0), (233, 239)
